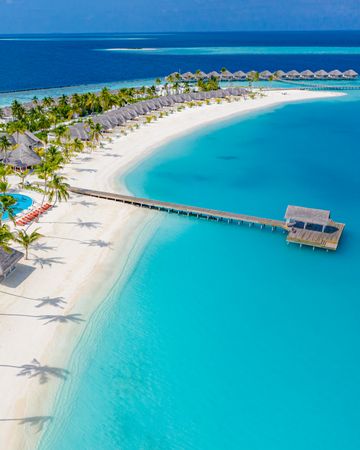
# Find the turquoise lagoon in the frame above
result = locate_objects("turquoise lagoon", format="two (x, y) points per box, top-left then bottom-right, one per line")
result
(39, 93), (360, 450)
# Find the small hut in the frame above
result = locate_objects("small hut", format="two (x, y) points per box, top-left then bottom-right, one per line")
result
(220, 70), (233, 80)
(181, 72), (194, 81)
(300, 70), (315, 79)
(233, 71), (247, 80)
(314, 70), (329, 79)
(343, 69), (358, 79)
(207, 71), (220, 79)
(285, 205), (330, 229)
(273, 70), (286, 79)
(328, 69), (343, 79)
(259, 70), (273, 80)
(4, 144), (41, 170)
(195, 71), (207, 79)
(13, 131), (44, 150)
(286, 70), (301, 79)
(0, 248), (24, 282)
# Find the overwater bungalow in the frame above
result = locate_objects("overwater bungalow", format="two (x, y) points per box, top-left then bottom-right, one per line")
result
(195, 71), (207, 79)
(220, 70), (233, 80)
(343, 69), (358, 79)
(181, 72), (194, 81)
(259, 70), (273, 80)
(273, 70), (286, 79)
(300, 70), (315, 79)
(328, 69), (343, 79)
(286, 70), (301, 79)
(314, 70), (329, 79)
(0, 248), (24, 282)
(207, 71), (220, 79)
(233, 71), (247, 80)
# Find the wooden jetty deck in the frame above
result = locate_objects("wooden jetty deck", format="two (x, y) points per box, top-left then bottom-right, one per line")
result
(68, 186), (344, 251)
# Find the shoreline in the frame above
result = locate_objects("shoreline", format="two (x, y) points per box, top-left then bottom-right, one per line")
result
(0, 89), (342, 450)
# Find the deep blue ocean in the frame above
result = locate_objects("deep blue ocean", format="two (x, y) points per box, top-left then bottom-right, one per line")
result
(7, 32), (357, 450)
(1, 31), (360, 94)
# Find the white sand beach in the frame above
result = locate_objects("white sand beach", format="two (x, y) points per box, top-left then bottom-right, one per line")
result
(0, 89), (342, 449)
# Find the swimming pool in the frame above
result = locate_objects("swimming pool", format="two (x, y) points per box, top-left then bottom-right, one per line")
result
(0, 193), (33, 220)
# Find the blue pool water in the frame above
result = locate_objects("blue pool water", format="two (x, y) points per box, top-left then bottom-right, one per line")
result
(1, 193), (32, 220)
(39, 92), (360, 449)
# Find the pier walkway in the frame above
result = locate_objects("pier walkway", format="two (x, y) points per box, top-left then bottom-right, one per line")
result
(277, 79), (360, 90)
(69, 186), (286, 229)
(69, 186), (345, 251)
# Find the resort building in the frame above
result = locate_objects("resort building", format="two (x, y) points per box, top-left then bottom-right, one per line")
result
(285, 205), (345, 250)
(2, 144), (42, 170)
(0, 248), (24, 282)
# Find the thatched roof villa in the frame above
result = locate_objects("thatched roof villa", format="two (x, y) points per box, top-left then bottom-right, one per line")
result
(314, 70), (329, 79)
(0, 248), (24, 282)
(2, 143), (42, 169)
(300, 70), (315, 78)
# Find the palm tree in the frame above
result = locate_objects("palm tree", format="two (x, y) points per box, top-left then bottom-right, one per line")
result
(89, 122), (104, 145)
(16, 169), (30, 189)
(246, 71), (260, 89)
(14, 228), (43, 260)
(0, 135), (12, 161)
(0, 194), (17, 226)
(44, 145), (64, 169)
(6, 120), (27, 146)
(34, 162), (55, 205)
(0, 224), (14, 253)
(0, 163), (13, 183)
(71, 138), (84, 154)
(47, 174), (70, 205)
(10, 100), (26, 121)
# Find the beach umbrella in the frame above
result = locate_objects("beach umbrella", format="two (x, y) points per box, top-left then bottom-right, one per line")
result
(328, 70), (343, 79)
(300, 70), (315, 79)
(286, 70), (301, 79)
(343, 69), (358, 79)
(314, 70), (329, 79)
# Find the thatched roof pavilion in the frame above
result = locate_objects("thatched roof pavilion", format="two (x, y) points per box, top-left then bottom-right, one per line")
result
(13, 131), (43, 149)
(259, 70), (273, 79)
(285, 205), (330, 226)
(286, 70), (301, 79)
(343, 69), (358, 79)
(233, 71), (246, 80)
(195, 71), (207, 79)
(273, 70), (286, 79)
(314, 70), (329, 79)
(328, 70), (343, 79)
(3, 144), (41, 169)
(0, 248), (24, 282)
(220, 70), (233, 80)
(300, 70), (315, 78)
(69, 124), (89, 140)
(207, 71), (220, 78)
(181, 72), (194, 81)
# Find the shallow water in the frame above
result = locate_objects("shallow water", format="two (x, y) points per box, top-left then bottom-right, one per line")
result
(39, 92), (360, 450)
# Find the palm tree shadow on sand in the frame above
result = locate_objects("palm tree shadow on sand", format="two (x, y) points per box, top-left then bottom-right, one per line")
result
(0, 416), (53, 432)
(0, 359), (69, 384)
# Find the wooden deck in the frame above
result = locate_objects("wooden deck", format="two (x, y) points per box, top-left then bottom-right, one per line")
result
(68, 186), (344, 251)
(286, 221), (345, 250)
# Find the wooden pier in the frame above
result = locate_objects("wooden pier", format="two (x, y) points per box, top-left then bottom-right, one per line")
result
(68, 186), (344, 251)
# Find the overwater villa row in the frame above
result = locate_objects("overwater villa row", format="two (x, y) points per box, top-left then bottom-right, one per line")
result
(167, 69), (359, 81)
